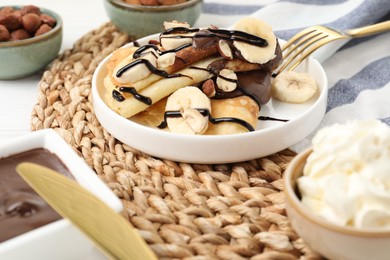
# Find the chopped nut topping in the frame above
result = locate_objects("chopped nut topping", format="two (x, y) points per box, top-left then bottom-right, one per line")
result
(201, 79), (216, 98)
(216, 69), (237, 92)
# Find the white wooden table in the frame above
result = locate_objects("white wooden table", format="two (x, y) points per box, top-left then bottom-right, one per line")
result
(0, 0), (110, 143)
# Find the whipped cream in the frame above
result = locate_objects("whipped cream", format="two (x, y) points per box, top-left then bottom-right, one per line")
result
(297, 120), (390, 230)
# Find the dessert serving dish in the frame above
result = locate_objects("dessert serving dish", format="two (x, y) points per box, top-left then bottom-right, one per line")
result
(0, 5), (62, 80)
(284, 120), (390, 260)
(92, 20), (328, 163)
(284, 148), (390, 260)
(104, 0), (202, 38)
(0, 129), (122, 259)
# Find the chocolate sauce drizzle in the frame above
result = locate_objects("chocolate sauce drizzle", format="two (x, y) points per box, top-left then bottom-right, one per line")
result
(112, 26), (279, 128)
(258, 116), (289, 122)
(133, 40), (140, 47)
(119, 87), (152, 105)
(157, 108), (255, 132)
(161, 27), (268, 47)
(112, 89), (125, 102)
(218, 74), (237, 83)
(117, 59), (180, 79)
(132, 43), (191, 59)
(114, 42), (193, 104)
(118, 41), (193, 79)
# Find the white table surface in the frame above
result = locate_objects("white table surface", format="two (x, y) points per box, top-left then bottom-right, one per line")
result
(0, 0), (111, 143)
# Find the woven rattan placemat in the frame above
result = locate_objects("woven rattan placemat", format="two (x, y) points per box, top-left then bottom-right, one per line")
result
(31, 23), (321, 259)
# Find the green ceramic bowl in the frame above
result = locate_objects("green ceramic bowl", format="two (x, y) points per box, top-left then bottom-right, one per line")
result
(104, 0), (202, 39)
(0, 7), (62, 80)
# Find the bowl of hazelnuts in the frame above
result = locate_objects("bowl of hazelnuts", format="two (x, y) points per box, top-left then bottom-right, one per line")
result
(0, 5), (62, 80)
(104, 0), (202, 39)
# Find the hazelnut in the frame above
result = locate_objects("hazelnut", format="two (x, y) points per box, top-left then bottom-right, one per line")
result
(216, 69), (237, 92)
(0, 6), (14, 17)
(0, 14), (21, 31)
(201, 79), (216, 98)
(20, 5), (41, 16)
(12, 10), (22, 19)
(158, 0), (186, 5)
(40, 14), (56, 27)
(148, 39), (159, 45)
(21, 13), (42, 33)
(0, 24), (10, 42)
(34, 24), (52, 36)
(140, 0), (159, 6)
(10, 29), (30, 41)
(124, 0), (142, 4)
(217, 39), (233, 60)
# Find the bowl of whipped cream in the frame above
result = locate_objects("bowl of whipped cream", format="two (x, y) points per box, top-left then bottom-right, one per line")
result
(284, 119), (390, 260)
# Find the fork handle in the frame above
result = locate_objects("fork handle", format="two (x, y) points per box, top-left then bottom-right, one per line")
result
(346, 20), (390, 37)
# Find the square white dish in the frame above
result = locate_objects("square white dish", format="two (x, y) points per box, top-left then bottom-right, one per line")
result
(0, 129), (122, 260)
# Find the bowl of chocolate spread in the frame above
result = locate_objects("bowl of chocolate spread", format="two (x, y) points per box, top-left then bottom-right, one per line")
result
(0, 129), (122, 259)
(0, 148), (73, 242)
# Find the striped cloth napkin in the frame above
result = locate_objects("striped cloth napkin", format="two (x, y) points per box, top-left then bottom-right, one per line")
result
(196, 0), (390, 152)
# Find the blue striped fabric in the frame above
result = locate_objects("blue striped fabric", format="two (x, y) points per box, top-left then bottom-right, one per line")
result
(196, 0), (390, 151)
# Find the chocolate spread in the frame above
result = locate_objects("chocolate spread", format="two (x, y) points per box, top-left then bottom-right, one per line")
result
(0, 148), (73, 243)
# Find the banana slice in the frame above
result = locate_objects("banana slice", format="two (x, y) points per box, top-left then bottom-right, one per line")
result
(232, 17), (277, 64)
(272, 71), (318, 103)
(165, 86), (211, 135)
(163, 20), (190, 30)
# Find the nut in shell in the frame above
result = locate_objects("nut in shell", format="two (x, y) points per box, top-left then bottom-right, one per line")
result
(20, 5), (41, 16)
(0, 14), (21, 31)
(0, 6), (57, 42)
(0, 24), (10, 41)
(21, 13), (42, 34)
(10, 29), (30, 41)
(35, 24), (52, 37)
(158, 0), (187, 5)
(140, 0), (159, 6)
(40, 14), (56, 27)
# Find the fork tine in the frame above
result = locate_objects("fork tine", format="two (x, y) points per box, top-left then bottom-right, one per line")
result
(278, 33), (330, 73)
(282, 30), (323, 61)
(286, 37), (337, 72)
(281, 27), (318, 51)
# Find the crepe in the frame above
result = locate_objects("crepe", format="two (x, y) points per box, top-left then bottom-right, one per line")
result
(130, 95), (259, 135)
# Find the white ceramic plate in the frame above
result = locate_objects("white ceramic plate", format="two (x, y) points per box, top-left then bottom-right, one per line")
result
(92, 34), (328, 163)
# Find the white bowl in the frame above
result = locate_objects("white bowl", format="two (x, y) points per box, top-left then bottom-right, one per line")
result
(92, 34), (328, 163)
(0, 129), (122, 260)
(284, 148), (390, 260)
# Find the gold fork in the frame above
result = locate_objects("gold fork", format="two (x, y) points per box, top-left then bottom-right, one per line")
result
(276, 20), (390, 74)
